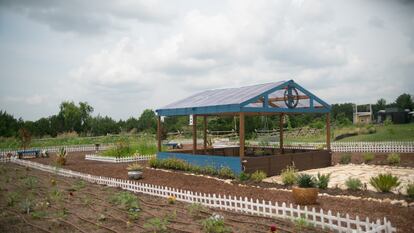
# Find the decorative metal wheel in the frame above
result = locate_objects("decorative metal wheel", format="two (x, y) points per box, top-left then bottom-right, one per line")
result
(283, 86), (299, 109)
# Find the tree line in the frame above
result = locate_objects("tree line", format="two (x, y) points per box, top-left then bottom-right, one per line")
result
(0, 93), (412, 139)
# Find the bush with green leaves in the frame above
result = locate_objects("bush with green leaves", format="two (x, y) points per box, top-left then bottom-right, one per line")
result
(296, 174), (316, 188)
(281, 165), (298, 186)
(250, 170), (267, 182)
(407, 183), (414, 199)
(339, 153), (352, 164)
(369, 173), (400, 192)
(217, 167), (235, 179)
(345, 178), (363, 191)
(316, 173), (330, 189)
(238, 172), (250, 181)
(110, 191), (140, 210)
(6, 192), (20, 207)
(202, 213), (232, 233)
(144, 217), (169, 233)
(294, 217), (310, 232)
(23, 176), (38, 189)
(188, 203), (206, 219)
(362, 152), (375, 163)
(386, 153), (401, 166)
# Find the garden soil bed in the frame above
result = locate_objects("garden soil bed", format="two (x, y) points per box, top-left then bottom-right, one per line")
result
(31, 151), (414, 233)
(332, 152), (414, 167)
(0, 163), (326, 233)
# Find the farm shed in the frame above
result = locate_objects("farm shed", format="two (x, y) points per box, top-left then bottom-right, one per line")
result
(155, 80), (332, 175)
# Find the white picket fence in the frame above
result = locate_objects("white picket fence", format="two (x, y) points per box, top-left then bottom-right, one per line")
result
(7, 158), (395, 233)
(279, 141), (414, 153)
(85, 154), (155, 163)
(0, 144), (113, 156)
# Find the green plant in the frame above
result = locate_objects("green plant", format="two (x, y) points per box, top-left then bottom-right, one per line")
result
(339, 153), (352, 164)
(238, 172), (250, 181)
(6, 192), (20, 207)
(370, 173), (400, 192)
(296, 174), (316, 188)
(144, 217), (169, 233)
(362, 152), (375, 163)
(188, 203), (206, 219)
(407, 183), (414, 199)
(294, 217), (309, 231)
(148, 157), (160, 168)
(281, 165), (298, 186)
(384, 118), (393, 126)
(386, 153), (400, 166)
(19, 198), (34, 214)
(345, 177), (363, 191)
(201, 166), (218, 176)
(49, 188), (63, 202)
(127, 163), (143, 171)
(31, 210), (48, 219)
(217, 167), (235, 179)
(250, 170), (267, 182)
(56, 147), (68, 165)
(72, 179), (86, 191)
(316, 173), (330, 189)
(110, 191), (140, 210)
(23, 176), (38, 189)
(202, 213), (232, 233)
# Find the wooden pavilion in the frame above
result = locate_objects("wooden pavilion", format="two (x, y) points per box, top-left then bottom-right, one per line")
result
(155, 80), (332, 175)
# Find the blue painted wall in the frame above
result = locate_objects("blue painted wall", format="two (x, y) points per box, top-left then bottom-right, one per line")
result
(157, 152), (242, 174)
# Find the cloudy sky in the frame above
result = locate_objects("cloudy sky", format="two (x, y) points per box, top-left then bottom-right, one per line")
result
(1, 0), (413, 120)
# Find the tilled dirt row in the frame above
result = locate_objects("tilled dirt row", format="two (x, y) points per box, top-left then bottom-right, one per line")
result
(32, 151), (414, 233)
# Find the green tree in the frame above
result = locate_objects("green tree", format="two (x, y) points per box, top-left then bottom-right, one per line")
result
(137, 109), (157, 133)
(376, 98), (386, 110)
(395, 93), (413, 111)
(0, 110), (19, 137)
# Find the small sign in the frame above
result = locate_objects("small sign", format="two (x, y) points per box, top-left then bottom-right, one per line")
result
(189, 115), (193, 125)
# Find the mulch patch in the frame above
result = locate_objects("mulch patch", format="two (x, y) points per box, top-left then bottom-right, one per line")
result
(31, 151), (414, 233)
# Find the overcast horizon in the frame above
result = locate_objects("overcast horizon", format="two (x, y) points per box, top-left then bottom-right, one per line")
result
(1, 0), (414, 121)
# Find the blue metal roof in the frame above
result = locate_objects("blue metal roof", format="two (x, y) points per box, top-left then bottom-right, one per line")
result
(156, 80), (331, 116)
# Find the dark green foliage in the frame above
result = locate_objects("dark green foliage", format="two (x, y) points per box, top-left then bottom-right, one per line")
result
(316, 173), (330, 189)
(407, 183), (414, 199)
(362, 152), (375, 163)
(238, 172), (250, 181)
(218, 167), (236, 179)
(387, 153), (401, 165)
(339, 153), (352, 164)
(345, 178), (363, 191)
(370, 173), (400, 192)
(296, 174), (316, 188)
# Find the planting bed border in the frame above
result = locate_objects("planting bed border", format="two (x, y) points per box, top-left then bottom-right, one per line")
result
(85, 154), (155, 163)
(2, 158), (396, 233)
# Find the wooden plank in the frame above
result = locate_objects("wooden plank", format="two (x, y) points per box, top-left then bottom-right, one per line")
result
(157, 116), (162, 152)
(239, 112), (245, 158)
(280, 113), (284, 154)
(326, 113), (331, 151)
(193, 115), (197, 154)
(203, 115), (207, 154)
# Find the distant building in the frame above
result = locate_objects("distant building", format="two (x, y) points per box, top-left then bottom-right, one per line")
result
(353, 104), (372, 124)
(377, 108), (411, 124)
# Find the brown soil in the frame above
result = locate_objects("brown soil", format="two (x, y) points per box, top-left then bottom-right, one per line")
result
(332, 152), (414, 167)
(0, 163), (325, 233)
(31, 151), (414, 233)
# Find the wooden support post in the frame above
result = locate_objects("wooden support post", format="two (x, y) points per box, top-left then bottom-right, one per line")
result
(192, 115), (197, 154)
(279, 113), (284, 154)
(203, 115), (207, 154)
(239, 112), (245, 158)
(157, 116), (162, 152)
(326, 112), (331, 151)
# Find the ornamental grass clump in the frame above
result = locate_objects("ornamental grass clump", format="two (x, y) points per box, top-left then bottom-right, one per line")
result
(370, 173), (400, 192)
(127, 163), (143, 171)
(362, 152), (375, 163)
(407, 183), (414, 199)
(217, 167), (235, 179)
(339, 153), (351, 164)
(281, 165), (298, 186)
(316, 173), (330, 189)
(386, 153), (401, 166)
(55, 147), (68, 166)
(296, 174), (317, 188)
(250, 170), (267, 182)
(345, 177), (363, 191)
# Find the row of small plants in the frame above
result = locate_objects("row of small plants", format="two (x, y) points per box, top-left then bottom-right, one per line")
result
(280, 165), (414, 197)
(100, 137), (157, 158)
(339, 152), (401, 165)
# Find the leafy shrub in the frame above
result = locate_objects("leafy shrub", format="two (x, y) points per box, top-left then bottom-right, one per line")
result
(238, 172), (250, 181)
(202, 213), (232, 233)
(201, 166), (218, 176)
(294, 217), (309, 231)
(407, 183), (414, 199)
(148, 157), (160, 168)
(386, 153), (401, 166)
(362, 152), (375, 163)
(384, 119), (393, 126)
(144, 217), (169, 233)
(250, 170), (267, 182)
(316, 173), (330, 189)
(369, 173), (400, 192)
(188, 203), (206, 219)
(296, 174), (316, 188)
(24, 177), (38, 189)
(345, 178), (362, 191)
(6, 192), (19, 207)
(217, 167), (235, 179)
(281, 165), (298, 186)
(339, 153), (352, 164)
(110, 191), (140, 210)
